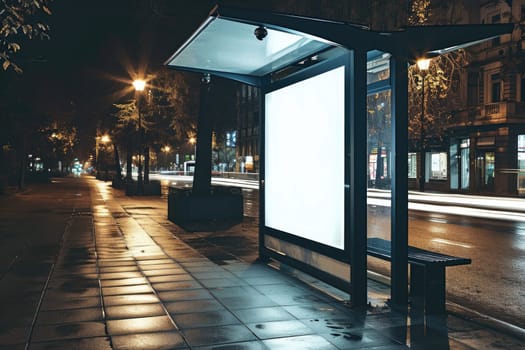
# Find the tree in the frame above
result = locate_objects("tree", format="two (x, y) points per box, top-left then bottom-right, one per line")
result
(407, 0), (469, 192)
(112, 69), (199, 186)
(1, 0), (52, 73)
(113, 100), (141, 183)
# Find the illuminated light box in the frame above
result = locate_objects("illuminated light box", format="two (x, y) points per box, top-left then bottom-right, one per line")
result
(264, 66), (345, 249)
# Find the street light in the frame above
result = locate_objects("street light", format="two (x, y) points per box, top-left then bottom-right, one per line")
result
(95, 134), (111, 180)
(162, 145), (171, 170)
(189, 136), (196, 161)
(417, 58), (431, 192)
(133, 79), (146, 194)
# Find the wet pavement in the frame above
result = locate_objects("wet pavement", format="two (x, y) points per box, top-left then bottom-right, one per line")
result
(0, 176), (524, 349)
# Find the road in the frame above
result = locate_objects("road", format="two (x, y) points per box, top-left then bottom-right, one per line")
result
(154, 174), (525, 330)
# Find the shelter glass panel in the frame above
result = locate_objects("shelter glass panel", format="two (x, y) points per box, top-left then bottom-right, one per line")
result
(518, 135), (525, 194)
(366, 88), (392, 240)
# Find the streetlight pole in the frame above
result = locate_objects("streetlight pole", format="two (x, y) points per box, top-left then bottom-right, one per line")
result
(417, 58), (430, 192)
(133, 79), (146, 194)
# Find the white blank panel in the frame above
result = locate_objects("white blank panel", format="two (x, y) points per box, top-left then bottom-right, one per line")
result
(264, 66), (345, 249)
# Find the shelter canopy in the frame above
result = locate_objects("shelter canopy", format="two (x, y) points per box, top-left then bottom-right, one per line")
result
(165, 5), (514, 83)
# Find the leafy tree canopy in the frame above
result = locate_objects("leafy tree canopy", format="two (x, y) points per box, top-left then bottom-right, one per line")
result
(1, 0), (52, 73)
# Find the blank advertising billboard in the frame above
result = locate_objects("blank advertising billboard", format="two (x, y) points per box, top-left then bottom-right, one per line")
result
(264, 66), (345, 250)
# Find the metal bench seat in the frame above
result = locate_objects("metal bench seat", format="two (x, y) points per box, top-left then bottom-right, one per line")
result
(367, 237), (471, 313)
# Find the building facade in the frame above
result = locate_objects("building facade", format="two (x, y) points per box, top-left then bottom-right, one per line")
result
(414, 0), (525, 196)
(235, 84), (260, 173)
(233, 1), (525, 196)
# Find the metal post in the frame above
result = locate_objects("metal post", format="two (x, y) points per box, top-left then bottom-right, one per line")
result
(419, 73), (426, 192)
(137, 98), (143, 195)
(390, 56), (409, 310)
(349, 49), (367, 308)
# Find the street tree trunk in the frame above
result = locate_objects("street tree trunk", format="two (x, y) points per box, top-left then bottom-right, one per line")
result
(144, 146), (150, 184)
(113, 146), (122, 185)
(126, 138), (133, 182)
(192, 74), (212, 196)
(419, 148), (426, 192)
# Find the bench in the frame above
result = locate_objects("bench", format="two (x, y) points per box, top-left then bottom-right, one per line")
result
(367, 237), (471, 314)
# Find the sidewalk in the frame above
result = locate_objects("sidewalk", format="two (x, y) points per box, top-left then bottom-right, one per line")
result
(0, 176), (524, 349)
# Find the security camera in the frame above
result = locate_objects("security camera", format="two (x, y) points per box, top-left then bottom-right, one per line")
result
(254, 26), (268, 41)
(201, 73), (211, 84)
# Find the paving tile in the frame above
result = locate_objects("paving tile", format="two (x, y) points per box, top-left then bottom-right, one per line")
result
(263, 335), (338, 350)
(247, 320), (314, 339)
(142, 268), (187, 277)
(233, 306), (296, 324)
(99, 266), (140, 273)
(107, 315), (176, 335)
(100, 277), (148, 287)
(36, 307), (103, 325)
(323, 327), (405, 349)
(148, 274), (195, 283)
(98, 260), (136, 268)
(165, 299), (227, 315)
(252, 283), (308, 295)
(182, 325), (256, 347)
(31, 321), (107, 342)
(152, 280), (201, 291)
(137, 259), (174, 266)
(40, 296), (101, 311)
(0, 325), (29, 346)
(300, 316), (366, 335)
(217, 295), (277, 310)
(265, 289), (326, 306)
(209, 285), (262, 298)
(99, 271), (143, 280)
(158, 289), (214, 302)
(111, 331), (188, 350)
(172, 310), (241, 329)
(192, 271), (237, 280)
(198, 278), (246, 288)
(105, 304), (166, 320)
(193, 340), (268, 350)
(103, 293), (159, 306)
(30, 336), (112, 350)
(102, 284), (153, 296)
(138, 263), (182, 271)
(283, 302), (350, 319)
(0, 344), (25, 350)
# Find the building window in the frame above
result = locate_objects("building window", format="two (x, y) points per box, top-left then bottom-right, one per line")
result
(428, 152), (447, 180)
(408, 153), (417, 178)
(467, 72), (479, 106)
(491, 73), (502, 102)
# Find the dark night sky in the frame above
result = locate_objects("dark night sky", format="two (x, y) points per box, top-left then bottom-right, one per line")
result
(9, 1), (239, 156)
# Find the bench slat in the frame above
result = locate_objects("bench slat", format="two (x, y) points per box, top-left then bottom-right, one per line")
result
(367, 237), (471, 266)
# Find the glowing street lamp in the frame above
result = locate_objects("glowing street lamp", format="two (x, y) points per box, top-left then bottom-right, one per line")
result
(132, 79), (146, 91)
(189, 136), (196, 160)
(162, 145), (171, 170)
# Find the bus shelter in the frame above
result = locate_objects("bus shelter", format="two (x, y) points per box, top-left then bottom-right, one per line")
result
(165, 5), (512, 308)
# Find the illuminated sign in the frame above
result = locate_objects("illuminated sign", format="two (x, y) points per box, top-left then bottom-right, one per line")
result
(264, 66), (345, 249)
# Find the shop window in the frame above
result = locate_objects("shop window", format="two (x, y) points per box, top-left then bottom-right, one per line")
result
(429, 152), (447, 180)
(408, 153), (417, 178)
